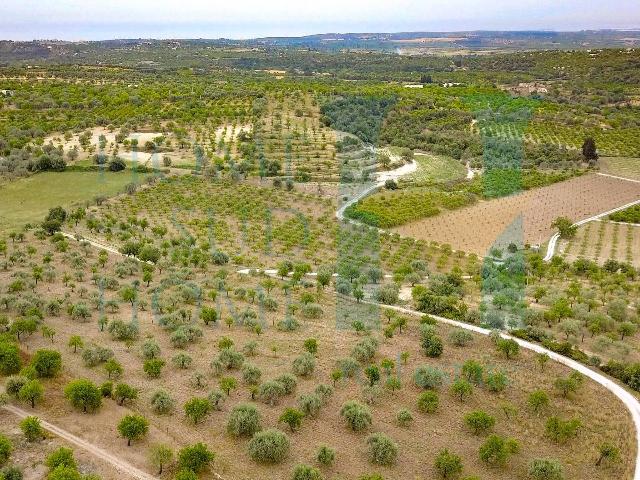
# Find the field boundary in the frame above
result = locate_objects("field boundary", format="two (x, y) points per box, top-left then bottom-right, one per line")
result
(597, 172), (640, 184)
(544, 197), (640, 261)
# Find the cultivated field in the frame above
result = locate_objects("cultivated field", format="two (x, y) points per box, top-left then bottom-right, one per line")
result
(392, 174), (640, 255)
(600, 157), (640, 181)
(0, 232), (635, 480)
(559, 220), (640, 267)
(258, 93), (338, 181)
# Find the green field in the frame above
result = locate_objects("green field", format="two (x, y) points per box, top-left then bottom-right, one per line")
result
(0, 171), (148, 233)
(406, 152), (468, 184)
(600, 157), (640, 180)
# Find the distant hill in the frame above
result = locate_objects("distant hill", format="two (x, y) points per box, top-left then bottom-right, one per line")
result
(0, 30), (638, 64)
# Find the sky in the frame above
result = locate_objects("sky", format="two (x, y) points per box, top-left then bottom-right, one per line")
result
(2, 0), (640, 41)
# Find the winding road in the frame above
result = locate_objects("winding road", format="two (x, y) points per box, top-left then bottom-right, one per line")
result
(336, 156), (417, 222)
(24, 162), (640, 480)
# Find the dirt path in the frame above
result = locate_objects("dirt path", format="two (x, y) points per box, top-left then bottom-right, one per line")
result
(1, 404), (157, 480)
(361, 300), (640, 480)
(335, 156), (417, 222)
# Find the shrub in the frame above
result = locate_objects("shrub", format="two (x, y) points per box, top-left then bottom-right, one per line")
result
(218, 349), (245, 369)
(248, 429), (290, 464)
(172, 353), (193, 369)
(20, 416), (43, 442)
(485, 371), (508, 392)
(143, 359), (165, 378)
(301, 303), (323, 319)
(298, 393), (322, 417)
(292, 353), (316, 377)
(396, 409), (413, 427)
(374, 283), (399, 304)
(366, 433), (397, 466)
(5, 376), (28, 397)
(259, 380), (286, 406)
(141, 340), (161, 360)
(461, 360), (483, 385)
(421, 334), (444, 358)
(351, 337), (378, 363)
(450, 379), (472, 401)
(211, 250), (229, 265)
(528, 390), (550, 414)
(303, 338), (318, 355)
(316, 445), (335, 467)
(337, 357), (360, 377)
(82, 344), (113, 367)
(413, 365), (444, 390)
(596, 443), (620, 467)
(417, 391), (439, 413)
(275, 373), (297, 394)
(545, 417), (581, 444)
(0, 434), (12, 465)
(292, 464), (323, 480)
(554, 372), (583, 399)
(529, 459), (564, 480)
(184, 398), (211, 424)
(100, 382), (113, 398)
(174, 469), (198, 480)
(45, 447), (76, 470)
(314, 384), (333, 402)
(340, 400), (372, 431)
(464, 411), (495, 434)
(177, 443), (215, 473)
(207, 389), (224, 411)
(242, 363), (262, 385)
(449, 329), (473, 347)
(151, 390), (175, 414)
(30, 349), (62, 378)
(479, 435), (519, 466)
(227, 403), (261, 437)
(434, 449), (463, 479)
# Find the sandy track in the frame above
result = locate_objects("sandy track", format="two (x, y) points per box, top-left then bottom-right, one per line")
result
(1, 404), (157, 480)
(362, 301), (640, 480)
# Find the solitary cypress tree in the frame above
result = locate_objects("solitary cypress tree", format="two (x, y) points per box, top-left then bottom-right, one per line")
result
(582, 137), (598, 161)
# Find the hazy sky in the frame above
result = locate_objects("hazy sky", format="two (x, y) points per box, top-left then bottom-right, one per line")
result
(2, 0), (639, 40)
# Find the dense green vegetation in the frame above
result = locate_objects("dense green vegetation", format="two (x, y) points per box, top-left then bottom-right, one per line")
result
(609, 205), (640, 224)
(320, 96), (396, 144)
